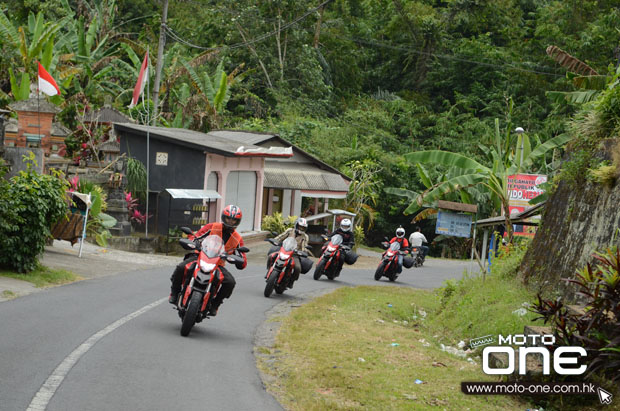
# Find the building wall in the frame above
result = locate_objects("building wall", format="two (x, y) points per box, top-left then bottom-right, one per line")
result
(204, 154), (264, 231)
(16, 111), (54, 153)
(120, 131), (207, 235)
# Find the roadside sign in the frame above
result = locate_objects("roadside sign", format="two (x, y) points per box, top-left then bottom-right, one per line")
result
(507, 174), (546, 237)
(436, 210), (472, 238)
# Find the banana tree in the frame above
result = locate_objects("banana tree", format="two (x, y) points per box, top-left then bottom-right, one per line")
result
(181, 59), (246, 129)
(386, 162), (488, 222)
(545, 45), (619, 105)
(54, 0), (122, 102)
(402, 119), (571, 242)
(0, 10), (63, 76)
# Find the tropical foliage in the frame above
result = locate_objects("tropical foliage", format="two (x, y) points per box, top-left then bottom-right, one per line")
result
(0, 153), (68, 272)
(1, 0), (619, 244)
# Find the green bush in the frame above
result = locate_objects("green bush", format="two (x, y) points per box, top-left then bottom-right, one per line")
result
(261, 212), (296, 234)
(0, 153), (69, 272)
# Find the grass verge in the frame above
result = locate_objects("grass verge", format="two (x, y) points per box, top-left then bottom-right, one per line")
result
(0, 265), (82, 288)
(257, 242), (555, 410)
(259, 285), (533, 410)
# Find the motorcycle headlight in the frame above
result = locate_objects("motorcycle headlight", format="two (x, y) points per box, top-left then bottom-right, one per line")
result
(200, 261), (216, 272)
(327, 246), (336, 252)
(279, 252), (290, 260)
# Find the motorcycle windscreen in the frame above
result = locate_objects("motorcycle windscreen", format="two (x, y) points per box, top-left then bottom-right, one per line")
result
(389, 242), (400, 252)
(330, 234), (343, 246)
(201, 235), (225, 258)
(282, 237), (297, 252)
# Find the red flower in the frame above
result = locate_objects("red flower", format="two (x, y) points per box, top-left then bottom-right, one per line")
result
(81, 143), (88, 149)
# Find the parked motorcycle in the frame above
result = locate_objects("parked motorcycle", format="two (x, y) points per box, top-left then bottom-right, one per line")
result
(264, 237), (310, 297)
(374, 240), (411, 282)
(313, 234), (350, 280)
(175, 227), (248, 336)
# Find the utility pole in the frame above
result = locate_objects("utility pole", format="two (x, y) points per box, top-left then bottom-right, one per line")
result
(152, 0), (169, 126)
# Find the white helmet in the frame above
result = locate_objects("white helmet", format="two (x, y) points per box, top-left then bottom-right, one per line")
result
(396, 227), (405, 238)
(295, 217), (308, 234)
(340, 218), (352, 232)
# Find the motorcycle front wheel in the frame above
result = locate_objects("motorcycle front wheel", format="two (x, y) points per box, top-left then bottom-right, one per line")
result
(180, 291), (202, 336)
(374, 262), (385, 281)
(275, 272), (288, 294)
(264, 270), (279, 298)
(313, 259), (326, 280)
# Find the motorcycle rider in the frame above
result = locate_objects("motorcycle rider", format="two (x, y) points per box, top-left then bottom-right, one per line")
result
(168, 205), (247, 316)
(267, 217), (311, 288)
(408, 226), (429, 261)
(389, 226), (409, 273)
(324, 218), (358, 268)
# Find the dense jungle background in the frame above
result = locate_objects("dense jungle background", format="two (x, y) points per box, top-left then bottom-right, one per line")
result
(1, 0), (619, 254)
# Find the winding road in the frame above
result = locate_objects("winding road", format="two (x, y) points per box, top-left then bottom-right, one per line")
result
(0, 250), (468, 411)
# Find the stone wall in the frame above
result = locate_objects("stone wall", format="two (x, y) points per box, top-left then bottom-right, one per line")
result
(518, 144), (620, 302)
(3, 147), (44, 178)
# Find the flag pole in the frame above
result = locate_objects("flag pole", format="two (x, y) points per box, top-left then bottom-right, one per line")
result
(145, 47), (150, 238)
(37, 63), (40, 143)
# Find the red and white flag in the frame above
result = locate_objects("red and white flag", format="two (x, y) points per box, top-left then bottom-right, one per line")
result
(38, 62), (60, 96)
(129, 51), (149, 108)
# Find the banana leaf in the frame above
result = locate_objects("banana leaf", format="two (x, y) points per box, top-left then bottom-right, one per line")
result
(405, 150), (488, 171)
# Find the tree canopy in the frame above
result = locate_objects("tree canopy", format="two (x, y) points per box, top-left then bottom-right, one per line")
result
(1, 0), (618, 242)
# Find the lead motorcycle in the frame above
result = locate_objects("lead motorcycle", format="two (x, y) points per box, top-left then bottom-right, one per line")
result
(264, 237), (311, 297)
(374, 240), (411, 282)
(175, 227), (248, 336)
(313, 234), (349, 280)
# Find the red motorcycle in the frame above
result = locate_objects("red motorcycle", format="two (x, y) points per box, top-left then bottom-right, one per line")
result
(313, 234), (350, 280)
(176, 228), (248, 336)
(264, 237), (310, 297)
(374, 240), (410, 282)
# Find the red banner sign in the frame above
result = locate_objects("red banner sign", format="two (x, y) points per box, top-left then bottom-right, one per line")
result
(507, 174), (547, 237)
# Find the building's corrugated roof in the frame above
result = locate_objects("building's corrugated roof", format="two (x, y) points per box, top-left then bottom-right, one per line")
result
(114, 123), (252, 156)
(208, 130), (275, 145)
(264, 162), (349, 192)
(80, 107), (134, 124)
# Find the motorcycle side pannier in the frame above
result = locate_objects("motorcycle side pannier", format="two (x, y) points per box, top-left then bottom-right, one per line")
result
(300, 257), (314, 274)
(403, 256), (414, 269)
(344, 251), (358, 265)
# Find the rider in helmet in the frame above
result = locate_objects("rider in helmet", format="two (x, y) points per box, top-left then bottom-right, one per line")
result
(324, 217), (358, 267)
(267, 217), (312, 288)
(169, 205), (247, 315)
(389, 226), (410, 273)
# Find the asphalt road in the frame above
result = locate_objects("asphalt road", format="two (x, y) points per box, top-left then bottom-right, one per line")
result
(0, 253), (469, 411)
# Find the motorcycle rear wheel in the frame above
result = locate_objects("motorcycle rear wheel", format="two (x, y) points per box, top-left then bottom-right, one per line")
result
(264, 270), (279, 298)
(180, 292), (202, 336)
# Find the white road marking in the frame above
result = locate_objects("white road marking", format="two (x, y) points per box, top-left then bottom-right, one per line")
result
(27, 298), (166, 411)
(27, 273), (268, 410)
